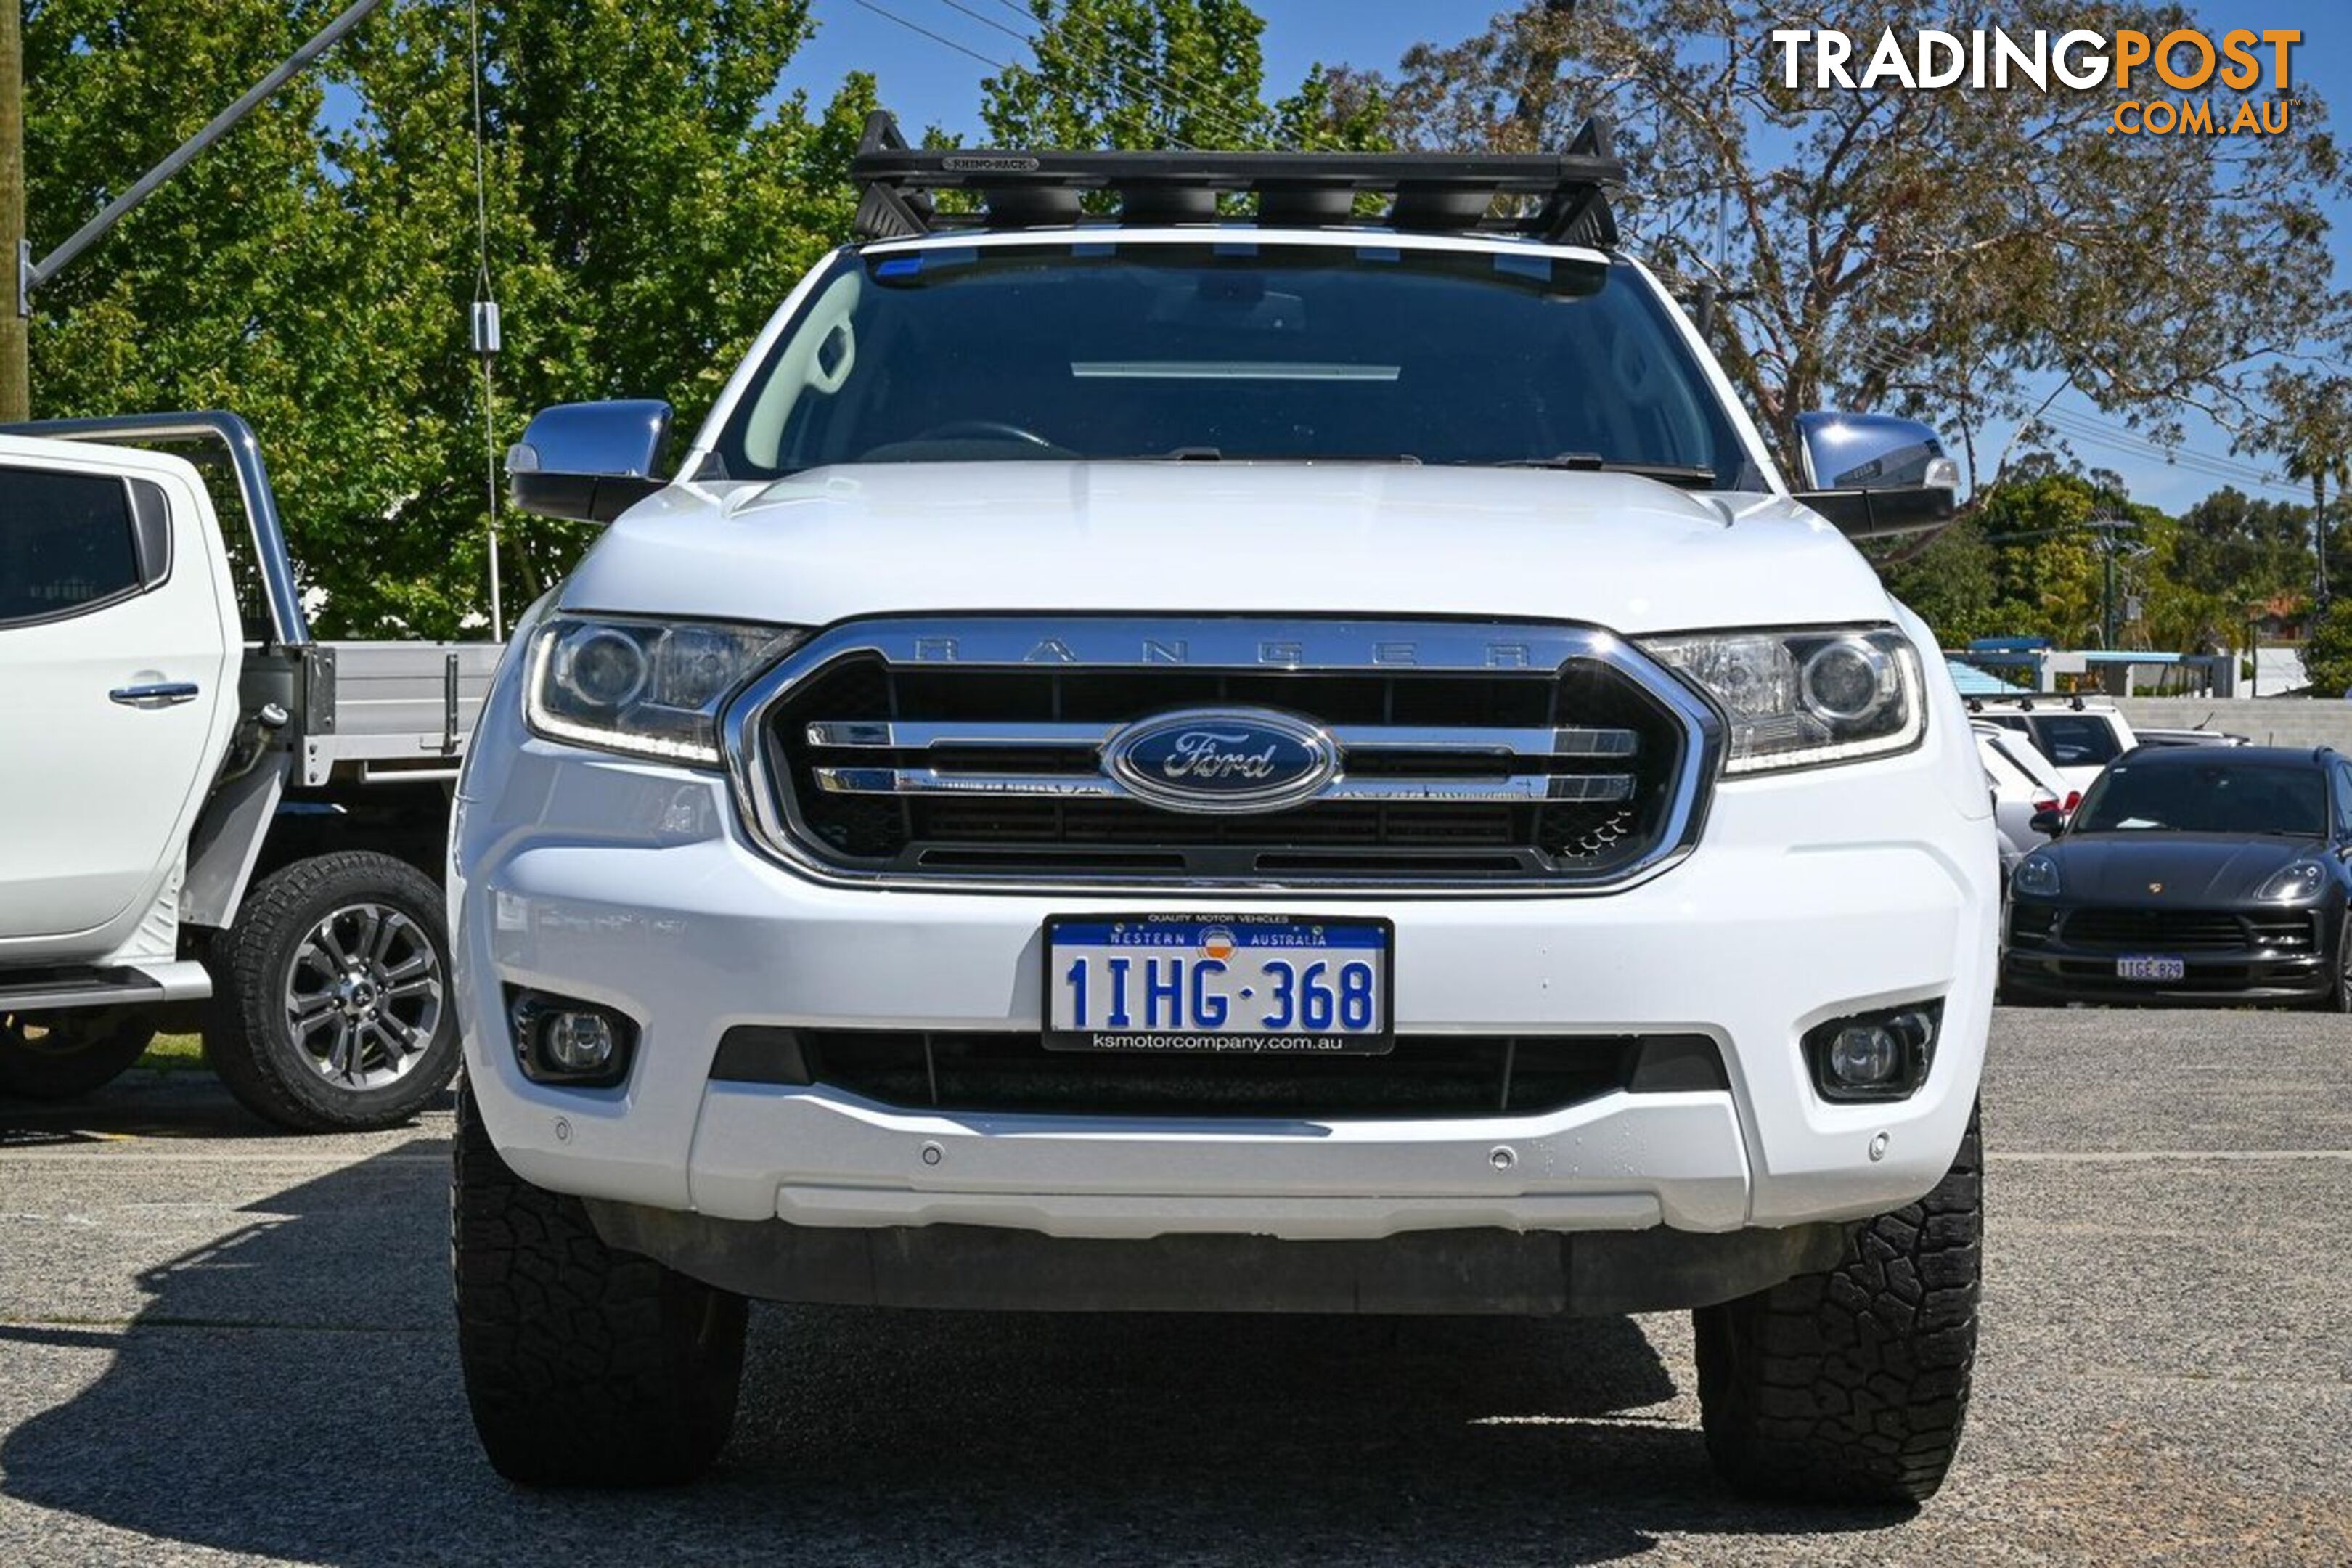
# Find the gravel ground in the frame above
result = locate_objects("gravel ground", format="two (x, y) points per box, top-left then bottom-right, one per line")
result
(1, 1007), (2347, 1566)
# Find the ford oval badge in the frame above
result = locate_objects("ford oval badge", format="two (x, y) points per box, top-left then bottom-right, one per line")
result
(1105, 707), (1339, 814)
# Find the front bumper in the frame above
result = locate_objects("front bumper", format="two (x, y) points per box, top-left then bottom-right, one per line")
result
(452, 703), (1998, 1244)
(2002, 899), (2339, 1004)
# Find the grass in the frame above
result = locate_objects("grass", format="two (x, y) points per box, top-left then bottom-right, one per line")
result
(137, 1032), (208, 1073)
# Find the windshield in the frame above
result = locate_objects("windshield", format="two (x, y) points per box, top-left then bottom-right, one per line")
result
(2027, 714), (2123, 769)
(2074, 760), (2327, 836)
(711, 242), (1753, 483)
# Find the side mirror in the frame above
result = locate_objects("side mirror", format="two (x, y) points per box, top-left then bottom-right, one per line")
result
(1792, 412), (1960, 538)
(507, 400), (674, 523)
(2029, 808), (2067, 837)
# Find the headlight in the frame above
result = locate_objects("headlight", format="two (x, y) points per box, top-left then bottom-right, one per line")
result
(2256, 860), (2329, 902)
(1638, 626), (1923, 774)
(526, 615), (806, 766)
(2014, 852), (2062, 898)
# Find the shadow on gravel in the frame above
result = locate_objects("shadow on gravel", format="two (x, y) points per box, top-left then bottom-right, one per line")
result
(1, 1118), (1904, 1566)
(0, 1069), (460, 1142)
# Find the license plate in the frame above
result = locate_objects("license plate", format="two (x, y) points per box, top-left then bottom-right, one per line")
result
(2115, 955), (2186, 982)
(1044, 915), (1393, 1053)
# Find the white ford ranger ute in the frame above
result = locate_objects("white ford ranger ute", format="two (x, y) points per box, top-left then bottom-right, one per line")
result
(449, 118), (1994, 1503)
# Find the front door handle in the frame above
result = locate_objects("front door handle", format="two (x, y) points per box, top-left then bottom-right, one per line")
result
(109, 681), (201, 707)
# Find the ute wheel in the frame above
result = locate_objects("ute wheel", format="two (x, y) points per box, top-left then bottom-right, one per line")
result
(452, 1087), (746, 1486)
(0, 1008), (155, 1101)
(1694, 1103), (1982, 1506)
(205, 851), (459, 1132)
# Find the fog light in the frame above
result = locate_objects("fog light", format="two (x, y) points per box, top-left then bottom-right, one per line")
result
(1803, 1002), (1939, 1103)
(543, 1011), (616, 1073)
(508, 989), (636, 1087)
(1828, 1024), (1900, 1086)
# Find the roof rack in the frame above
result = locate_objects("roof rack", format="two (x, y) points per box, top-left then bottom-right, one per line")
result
(849, 111), (1625, 249)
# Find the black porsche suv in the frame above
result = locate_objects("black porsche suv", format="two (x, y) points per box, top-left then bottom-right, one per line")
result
(2002, 746), (2352, 1008)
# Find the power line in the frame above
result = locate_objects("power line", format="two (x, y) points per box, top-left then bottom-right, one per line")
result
(2037, 408), (2300, 496)
(852, 0), (1013, 73)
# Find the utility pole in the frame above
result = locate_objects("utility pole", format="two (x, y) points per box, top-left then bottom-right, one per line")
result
(1, 0), (27, 421)
(2102, 536), (2118, 648)
(2317, 477), (2332, 608)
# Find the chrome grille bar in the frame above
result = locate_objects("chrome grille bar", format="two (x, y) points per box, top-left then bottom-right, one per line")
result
(804, 719), (1641, 759)
(814, 766), (1638, 804)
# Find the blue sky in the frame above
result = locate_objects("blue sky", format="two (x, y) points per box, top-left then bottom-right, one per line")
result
(779, 0), (2351, 514)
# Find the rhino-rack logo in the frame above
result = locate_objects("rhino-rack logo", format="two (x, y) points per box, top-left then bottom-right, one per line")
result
(1770, 28), (2301, 136)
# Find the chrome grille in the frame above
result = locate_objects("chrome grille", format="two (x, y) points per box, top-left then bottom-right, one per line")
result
(726, 618), (1718, 890)
(807, 720), (1642, 804)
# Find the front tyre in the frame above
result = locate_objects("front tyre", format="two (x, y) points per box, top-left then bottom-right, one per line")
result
(452, 1088), (747, 1486)
(0, 1008), (156, 1101)
(1694, 1103), (1983, 1506)
(205, 851), (460, 1132)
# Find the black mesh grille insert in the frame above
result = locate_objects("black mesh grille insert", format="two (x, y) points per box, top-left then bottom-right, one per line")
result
(761, 656), (1689, 883)
(2060, 907), (2255, 951)
(743, 1029), (1723, 1119)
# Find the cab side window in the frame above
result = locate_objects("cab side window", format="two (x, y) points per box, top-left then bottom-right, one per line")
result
(0, 465), (142, 627)
(2334, 762), (2352, 838)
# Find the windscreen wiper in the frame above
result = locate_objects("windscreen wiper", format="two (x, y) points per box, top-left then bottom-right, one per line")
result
(1493, 454), (1721, 486)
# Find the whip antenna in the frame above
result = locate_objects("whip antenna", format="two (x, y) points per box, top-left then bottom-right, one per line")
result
(467, 0), (504, 640)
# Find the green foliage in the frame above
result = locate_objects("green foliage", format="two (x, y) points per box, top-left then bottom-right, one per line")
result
(1874, 517), (1999, 645)
(2253, 370), (2352, 582)
(1879, 464), (2328, 663)
(979, 0), (1384, 152)
(2303, 598), (2352, 701)
(25, 0), (873, 635)
(2171, 487), (2316, 610)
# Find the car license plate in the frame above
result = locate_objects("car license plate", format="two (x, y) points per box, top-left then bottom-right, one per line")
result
(2115, 955), (2186, 982)
(1044, 915), (1393, 1054)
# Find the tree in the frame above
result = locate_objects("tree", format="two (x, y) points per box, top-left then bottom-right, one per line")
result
(2171, 486), (2314, 610)
(2252, 369), (2352, 605)
(979, 0), (1384, 152)
(1875, 515), (1999, 645)
(1338, 1), (2351, 491)
(1973, 468), (2110, 646)
(24, 0), (874, 636)
(2301, 597), (2352, 699)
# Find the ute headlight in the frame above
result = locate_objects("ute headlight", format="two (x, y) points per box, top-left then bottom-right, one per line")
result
(2015, 852), (2062, 898)
(526, 615), (805, 766)
(1638, 626), (1923, 774)
(2256, 860), (2329, 902)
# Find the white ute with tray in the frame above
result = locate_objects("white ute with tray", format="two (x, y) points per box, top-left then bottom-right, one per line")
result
(0, 412), (494, 1128)
(449, 118), (1998, 1503)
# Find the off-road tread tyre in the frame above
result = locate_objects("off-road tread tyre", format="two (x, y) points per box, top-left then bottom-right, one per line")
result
(1694, 1103), (1982, 1506)
(0, 1009), (156, 1101)
(452, 1088), (746, 1487)
(204, 851), (457, 1132)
